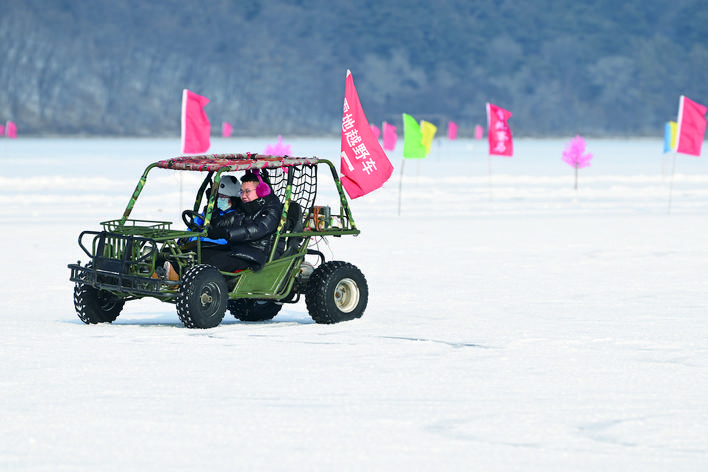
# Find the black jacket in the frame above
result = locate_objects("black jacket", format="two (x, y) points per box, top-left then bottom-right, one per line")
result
(207, 193), (284, 269)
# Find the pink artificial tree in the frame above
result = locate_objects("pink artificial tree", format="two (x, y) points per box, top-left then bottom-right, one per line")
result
(562, 135), (593, 189)
(263, 135), (291, 157)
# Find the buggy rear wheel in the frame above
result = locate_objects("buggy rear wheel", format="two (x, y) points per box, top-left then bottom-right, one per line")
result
(73, 283), (125, 324)
(228, 299), (282, 322)
(176, 264), (227, 329)
(305, 261), (368, 324)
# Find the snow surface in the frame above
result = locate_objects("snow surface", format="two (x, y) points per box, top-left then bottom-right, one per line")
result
(1, 137), (707, 471)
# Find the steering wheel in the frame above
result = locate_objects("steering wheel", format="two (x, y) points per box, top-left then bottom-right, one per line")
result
(181, 209), (204, 232)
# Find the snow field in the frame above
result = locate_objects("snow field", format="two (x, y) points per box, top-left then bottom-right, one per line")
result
(0, 137), (706, 471)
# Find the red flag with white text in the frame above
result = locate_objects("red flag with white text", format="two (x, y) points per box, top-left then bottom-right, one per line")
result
(486, 103), (513, 156)
(181, 89), (211, 154)
(675, 95), (707, 157)
(340, 70), (394, 199)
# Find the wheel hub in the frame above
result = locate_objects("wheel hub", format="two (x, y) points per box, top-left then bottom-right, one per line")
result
(200, 291), (213, 306)
(334, 278), (359, 313)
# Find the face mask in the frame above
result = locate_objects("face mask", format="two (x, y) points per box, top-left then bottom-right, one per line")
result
(217, 197), (231, 211)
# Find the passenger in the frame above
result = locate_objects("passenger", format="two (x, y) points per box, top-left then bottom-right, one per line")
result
(201, 171), (284, 272)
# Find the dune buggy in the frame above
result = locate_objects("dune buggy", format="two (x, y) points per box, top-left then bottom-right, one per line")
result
(68, 153), (368, 328)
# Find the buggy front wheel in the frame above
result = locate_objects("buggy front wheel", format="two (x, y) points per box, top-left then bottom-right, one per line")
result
(73, 283), (125, 324)
(176, 264), (227, 329)
(305, 261), (368, 324)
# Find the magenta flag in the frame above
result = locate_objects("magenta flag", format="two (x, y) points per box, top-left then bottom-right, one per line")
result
(447, 121), (458, 140)
(486, 103), (513, 157)
(370, 124), (381, 139)
(675, 95), (707, 156)
(340, 70), (394, 199)
(474, 124), (484, 140)
(383, 122), (397, 151)
(5, 121), (17, 138)
(181, 89), (210, 154)
(222, 121), (233, 137)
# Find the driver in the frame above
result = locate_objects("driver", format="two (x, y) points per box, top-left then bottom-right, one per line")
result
(186, 175), (240, 246)
(200, 170), (284, 272)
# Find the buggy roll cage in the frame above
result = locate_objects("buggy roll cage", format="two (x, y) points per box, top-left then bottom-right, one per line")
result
(114, 153), (360, 260)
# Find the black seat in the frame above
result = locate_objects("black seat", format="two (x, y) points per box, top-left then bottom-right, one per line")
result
(280, 202), (304, 258)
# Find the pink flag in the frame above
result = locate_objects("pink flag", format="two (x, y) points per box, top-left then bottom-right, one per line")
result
(6, 121), (17, 138)
(181, 89), (210, 154)
(675, 95), (707, 156)
(0, 125), (4, 136)
(474, 124), (484, 140)
(222, 121), (233, 137)
(486, 103), (513, 157)
(370, 124), (381, 139)
(340, 70), (394, 199)
(447, 121), (458, 140)
(383, 122), (397, 151)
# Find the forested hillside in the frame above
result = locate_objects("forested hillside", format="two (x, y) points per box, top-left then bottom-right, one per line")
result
(1, 0), (706, 137)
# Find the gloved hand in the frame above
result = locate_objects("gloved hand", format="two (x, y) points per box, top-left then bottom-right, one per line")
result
(207, 225), (229, 241)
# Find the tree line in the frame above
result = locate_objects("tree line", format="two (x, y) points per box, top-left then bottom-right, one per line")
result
(0, 0), (705, 137)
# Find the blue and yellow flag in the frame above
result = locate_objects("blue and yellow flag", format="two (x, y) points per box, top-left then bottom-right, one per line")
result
(663, 121), (677, 153)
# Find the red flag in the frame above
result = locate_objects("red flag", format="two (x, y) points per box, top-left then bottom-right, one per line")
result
(675, 95), (707, 157)
(447, 121), (458, 140)
(486, 103), (513, 157)
(340, 70), (394, 199)
(383, 122), (397, 151)
(222, 121), (233, 138)
(5, 121), (17, 138)
(370, 124), (381, 139)
(181, 89), (210, 154)
(474, 124), (484, 140)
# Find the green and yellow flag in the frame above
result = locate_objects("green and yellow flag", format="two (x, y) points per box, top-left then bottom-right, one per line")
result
(420, 120), (437, 154)
(402, 113), (427, 159)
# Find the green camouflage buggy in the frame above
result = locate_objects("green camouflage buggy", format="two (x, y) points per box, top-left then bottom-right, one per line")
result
(68, 153), (368, 328)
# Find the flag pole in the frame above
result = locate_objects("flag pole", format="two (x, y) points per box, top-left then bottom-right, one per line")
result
(180, 173), (184, 212)
(662, 152), (670, 181)
(488, 155), (494, 202)
(398, 159), (406, 216)
(667, 151), (677, 214)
